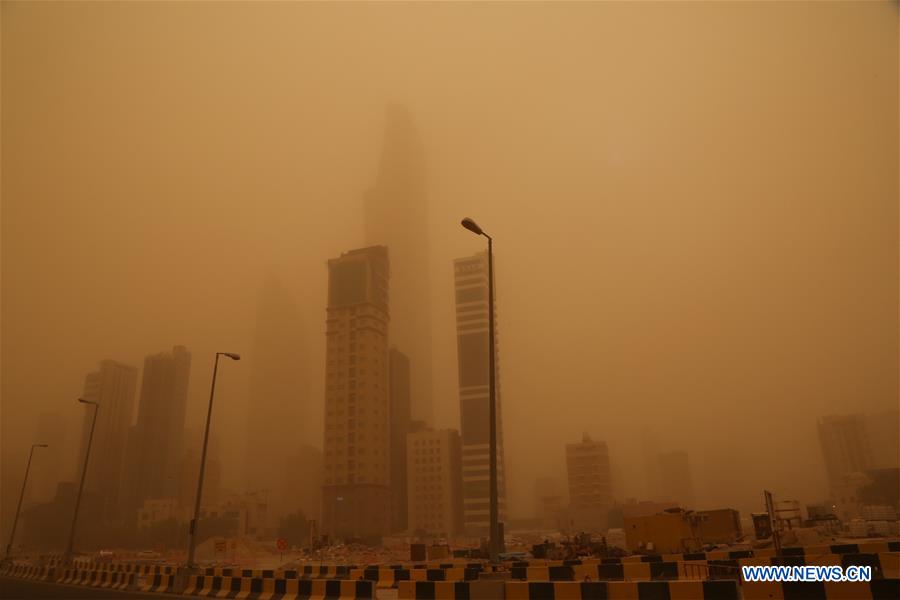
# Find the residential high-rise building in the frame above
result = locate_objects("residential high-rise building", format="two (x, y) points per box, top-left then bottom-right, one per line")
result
(658, 450), (695, 508)
(453, 251), (507, 535)
(565, 433), (612, 531)
(321, 246), (391, 541)
(389, 348), (412, 532)
(407, 428), (463, 537)
(817, 414), (874, 489)
(79, 360), (138, 523)
(246, 275), (310, 534)
(363, 105), (432, 425)
(128, 346), (191, 516)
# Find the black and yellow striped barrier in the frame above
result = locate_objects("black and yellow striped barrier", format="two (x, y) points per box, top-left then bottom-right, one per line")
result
(742, 579), (899, 600)
(398, 580), (506, 599)
(348, 567), (480, 588)
(504, 580), (740, 599)
(184, 576), (374, 599)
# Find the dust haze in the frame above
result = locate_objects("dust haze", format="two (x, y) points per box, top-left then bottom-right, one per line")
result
(1, 1), (897, 544)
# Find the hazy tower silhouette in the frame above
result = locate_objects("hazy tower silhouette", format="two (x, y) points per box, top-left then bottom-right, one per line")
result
(128, 346), (191, 516)
(363, 104), (432, 425)
(79, 360), (138, 523)
(246, 275), (310, 533)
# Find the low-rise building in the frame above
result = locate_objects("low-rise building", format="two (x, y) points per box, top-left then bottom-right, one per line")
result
(407, 428), (463, 537)
(695, 508), (742, 544)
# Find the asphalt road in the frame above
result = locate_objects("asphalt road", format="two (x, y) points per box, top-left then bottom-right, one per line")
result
(0, 577), (189, 600)
(0, 576), (399, 599)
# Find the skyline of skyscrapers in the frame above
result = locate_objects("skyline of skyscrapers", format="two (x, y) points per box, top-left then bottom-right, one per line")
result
(453, 251), (507, 535)
(321, 246), (392, 541)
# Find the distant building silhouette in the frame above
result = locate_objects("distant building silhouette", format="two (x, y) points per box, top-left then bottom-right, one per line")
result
(246, 275), (311, 534)
(363, 104), (432, 425)
(389, 348), (412, 533)
(453, 251), (507, 534)
(533, 477), (565, 531)
(29, 412), (67, 504)
(321, 246), (391, 541)
(566, 433), (613, 531)
(640, 429), (662, 501)
(407, 428), (463, 537)
(78, 360), (138, 523)
(818, 414), (874, 490)
(124, 346), (191, 521)
(659, 450), (694, 509)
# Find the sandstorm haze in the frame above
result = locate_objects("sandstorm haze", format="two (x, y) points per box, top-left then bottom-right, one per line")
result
(1, 0), (897, 545)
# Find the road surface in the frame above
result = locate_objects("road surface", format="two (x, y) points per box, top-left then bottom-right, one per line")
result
(0, 576), (191, 600)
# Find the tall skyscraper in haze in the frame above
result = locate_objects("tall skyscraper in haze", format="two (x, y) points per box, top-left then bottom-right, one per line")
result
(321, 246), (391, 541)
(128, 346), (191, 514)
(389, 348), (412, 532)
(453, 251), (507, 535)
(79, 360), (138, 523)
(246, 276), (310, 532)
(363, 105), (432, 425)
(658, 450), (695, 508)
(818, 414), (875, 488)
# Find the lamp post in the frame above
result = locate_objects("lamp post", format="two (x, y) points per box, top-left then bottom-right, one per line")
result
(65, 398), (99, 562)
(460, 217), (500, 563)
(4, 443), (48, 561)
(186, 352), (240, 569)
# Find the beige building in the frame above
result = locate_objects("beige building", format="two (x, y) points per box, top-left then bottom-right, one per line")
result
(624, 510), (702, 554)
(407, 429), (463, 537)
(565, 433), (612, 532)
(322, 246), (392, 541)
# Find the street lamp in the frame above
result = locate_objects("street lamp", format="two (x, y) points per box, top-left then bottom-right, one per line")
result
(186, 352), (240, 569)
(65, 397), (99, 562)
(4, 443), (48, 561)
(460, 217), (500, 563)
